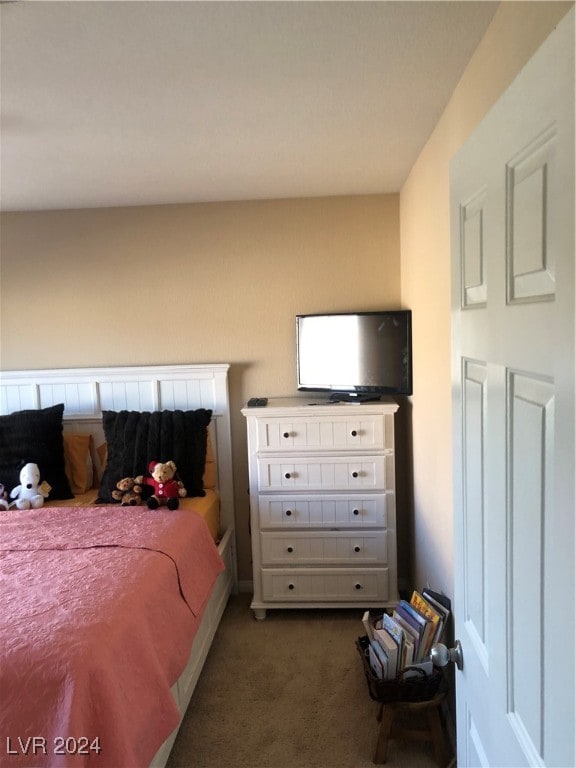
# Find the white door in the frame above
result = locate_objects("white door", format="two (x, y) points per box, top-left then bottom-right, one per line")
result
(450, 10), (574, 767)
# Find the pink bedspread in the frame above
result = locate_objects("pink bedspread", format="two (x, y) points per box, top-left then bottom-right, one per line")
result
(0, 506), (225, 768)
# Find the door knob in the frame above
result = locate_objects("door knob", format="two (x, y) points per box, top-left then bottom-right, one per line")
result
(431, 640), (463, 671)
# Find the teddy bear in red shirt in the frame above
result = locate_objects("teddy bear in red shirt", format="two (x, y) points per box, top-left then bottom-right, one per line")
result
(136, 460), (187, 510)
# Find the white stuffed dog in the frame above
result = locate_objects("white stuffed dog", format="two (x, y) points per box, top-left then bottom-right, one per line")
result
(10, 463), (51, 509)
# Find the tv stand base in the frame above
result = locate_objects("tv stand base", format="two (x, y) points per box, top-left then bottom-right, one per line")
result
(329, 393), (382, 403)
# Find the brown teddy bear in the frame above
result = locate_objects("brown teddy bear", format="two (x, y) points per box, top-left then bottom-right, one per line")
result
(0, 483), (9, 512)
(112, 477), (143, 507)
(135, 460), (186, 510)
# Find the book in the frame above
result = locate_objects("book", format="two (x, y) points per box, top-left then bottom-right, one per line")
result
(382, 613), (405, 671)
(382, 612), (404, 648)
(422, 588), (451, 613)
(392, 610), (420, 662)
(368, 643), (384, 680)
(394, 599), (435, 662)
(362, 610), (375, 642)
(395, 599), (428, 634)
(373, 627), (399, 677)
(370, 638), (391, 679)
(410, 591), (444, 653)
(422, 592), (450, 620)
(422, 589), (451, 645)
(400, 634), (415, 668)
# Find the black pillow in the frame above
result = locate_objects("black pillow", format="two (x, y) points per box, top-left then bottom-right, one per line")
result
(0, 403), (74, 500)
(97, 408), (212, 504)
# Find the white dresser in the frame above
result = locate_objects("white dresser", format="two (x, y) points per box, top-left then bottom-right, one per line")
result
(241, 397), (400, 619)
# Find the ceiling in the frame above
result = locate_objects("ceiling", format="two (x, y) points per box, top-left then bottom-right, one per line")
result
(0, 1), (498, 212)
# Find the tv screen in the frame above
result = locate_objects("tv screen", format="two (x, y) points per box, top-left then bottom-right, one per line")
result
(296, 310), (412, 399)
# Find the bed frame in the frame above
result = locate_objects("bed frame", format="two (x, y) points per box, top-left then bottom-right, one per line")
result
(0, 363), (237, 768)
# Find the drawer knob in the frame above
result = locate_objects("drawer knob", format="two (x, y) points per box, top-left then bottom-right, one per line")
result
(353, 508), (360, 516)
(355, 583), (363, 590)
(351, 430), (358, 437)
(284, 472), (291, 479)
(354, 546), (360, 553)
(288, 583), (295, 590)
(285, 509), (292, 516)
(283, 432), (290, 439)
(287, 546), (294, 553)
(352, 471), (359, 478)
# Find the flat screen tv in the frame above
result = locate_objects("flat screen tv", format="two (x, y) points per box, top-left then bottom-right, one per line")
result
(296, 310), (412, 400)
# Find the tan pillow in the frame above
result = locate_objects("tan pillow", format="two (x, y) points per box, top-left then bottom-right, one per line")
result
(94, 441), (108, 487)
(203, 432), (217, 490)
(63, 433), (94, 495)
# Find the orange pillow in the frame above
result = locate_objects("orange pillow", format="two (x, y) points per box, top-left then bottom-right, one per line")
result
(63, 433), (93, 495)
(203, 432), (217, 490)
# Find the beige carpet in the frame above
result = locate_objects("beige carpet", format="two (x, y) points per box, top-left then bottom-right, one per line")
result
(166, 593), (449, 768)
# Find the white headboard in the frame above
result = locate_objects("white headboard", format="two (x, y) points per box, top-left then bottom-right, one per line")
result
(0, 363), (236, 558)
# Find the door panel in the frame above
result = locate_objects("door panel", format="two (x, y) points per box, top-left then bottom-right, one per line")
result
(462, 359), (488, 667)
(506, 127), (557, 303)
(508, 372), (553, 758)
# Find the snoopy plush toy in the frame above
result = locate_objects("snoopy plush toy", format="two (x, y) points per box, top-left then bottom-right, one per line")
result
(10, 462), (51, 509)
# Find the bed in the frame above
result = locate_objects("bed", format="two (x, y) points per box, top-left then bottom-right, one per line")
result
(0, 364), (237, 768)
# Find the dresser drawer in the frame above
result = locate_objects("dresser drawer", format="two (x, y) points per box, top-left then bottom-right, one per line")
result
(256, 414), (390, 452)
(257, 493), (391, 528)
(260, 530), (388, 566)
(256, 454), (393, 492)
(261, 568), (390, 602)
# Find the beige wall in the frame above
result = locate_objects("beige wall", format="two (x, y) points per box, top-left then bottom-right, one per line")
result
(0, 194), (400, 582)
(400, 1), (573, 598)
